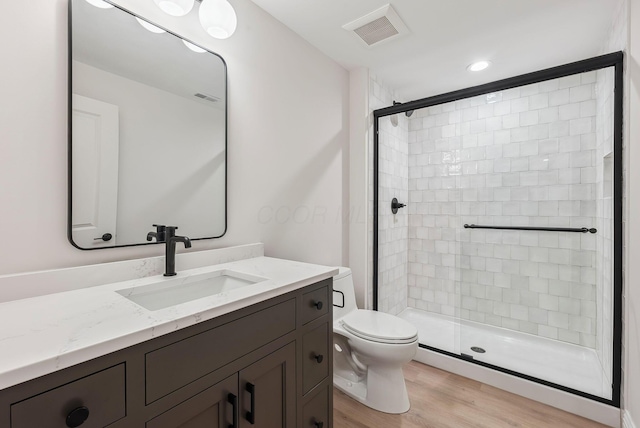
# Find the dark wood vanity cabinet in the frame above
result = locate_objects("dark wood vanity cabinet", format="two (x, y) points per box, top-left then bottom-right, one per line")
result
(146, 374), (238, 428)
(0, 278), (333, 428)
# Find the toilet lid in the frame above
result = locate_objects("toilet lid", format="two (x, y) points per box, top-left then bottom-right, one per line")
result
(341, 310), (418, 344)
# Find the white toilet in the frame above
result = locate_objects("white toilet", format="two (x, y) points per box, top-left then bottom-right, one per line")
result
(332, 267), (418, 414)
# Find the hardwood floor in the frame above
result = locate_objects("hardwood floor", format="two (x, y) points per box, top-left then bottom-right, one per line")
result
(333, 361), (608, 428)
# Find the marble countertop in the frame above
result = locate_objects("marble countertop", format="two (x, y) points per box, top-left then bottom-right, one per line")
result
(0, 256), (338, 390)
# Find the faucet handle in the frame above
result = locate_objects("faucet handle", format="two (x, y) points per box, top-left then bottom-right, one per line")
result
(165, 226), (178, 239)
(147, 224), (167, 242)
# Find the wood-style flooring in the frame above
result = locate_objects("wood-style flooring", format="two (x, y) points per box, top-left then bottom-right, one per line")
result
(333, 361), (608, 428)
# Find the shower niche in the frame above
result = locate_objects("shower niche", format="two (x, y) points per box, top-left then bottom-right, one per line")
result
(373, 53), (622, 406)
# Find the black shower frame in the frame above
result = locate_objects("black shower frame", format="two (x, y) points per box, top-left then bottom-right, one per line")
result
(372, 52), (623, 407)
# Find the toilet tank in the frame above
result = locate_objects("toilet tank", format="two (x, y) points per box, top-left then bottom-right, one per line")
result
(332, 267), (358, 320)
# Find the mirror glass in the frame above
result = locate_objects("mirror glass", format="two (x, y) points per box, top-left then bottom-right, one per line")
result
(69, 0), (226, 249)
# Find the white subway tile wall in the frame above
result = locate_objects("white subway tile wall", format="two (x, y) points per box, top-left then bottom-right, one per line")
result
(404, 70), (615, 349)
(368, 74), (409, 315)
(595, 66), (615, 385)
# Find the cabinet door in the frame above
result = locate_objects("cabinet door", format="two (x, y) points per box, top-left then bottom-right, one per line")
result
(239, 342), (296, 428)
(146, 374), (238, 428)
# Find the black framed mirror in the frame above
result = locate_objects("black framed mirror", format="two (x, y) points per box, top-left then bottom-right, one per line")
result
(69, 0), (227, 249)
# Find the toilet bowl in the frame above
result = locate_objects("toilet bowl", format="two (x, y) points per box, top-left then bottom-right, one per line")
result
(332, 267), (418, 414)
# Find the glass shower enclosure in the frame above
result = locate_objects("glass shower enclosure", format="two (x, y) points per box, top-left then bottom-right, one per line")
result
(373, 53), (622, 405)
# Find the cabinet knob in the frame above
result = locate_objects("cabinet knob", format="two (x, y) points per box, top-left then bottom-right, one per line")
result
(313, 353), (324, 364)
(313, 301), (323, 310)
(314, 421), (324, 428)
(66, 406), (90, 427)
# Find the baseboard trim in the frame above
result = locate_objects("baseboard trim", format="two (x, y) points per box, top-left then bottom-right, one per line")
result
(414, 347), (621, 427)
(623, 410), (637, 428)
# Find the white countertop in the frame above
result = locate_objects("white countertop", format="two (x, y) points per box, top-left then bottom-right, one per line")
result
(0, 256), (338, 390)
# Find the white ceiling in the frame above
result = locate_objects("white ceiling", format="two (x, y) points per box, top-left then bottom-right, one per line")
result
(250, 0), (619, 101)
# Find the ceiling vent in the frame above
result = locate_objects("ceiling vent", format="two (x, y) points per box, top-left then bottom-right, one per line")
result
(342, 4), (409, 48)
(194, 93), (220, 103)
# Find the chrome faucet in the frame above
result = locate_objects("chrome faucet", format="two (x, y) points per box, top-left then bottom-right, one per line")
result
(163, 226), (191, 276)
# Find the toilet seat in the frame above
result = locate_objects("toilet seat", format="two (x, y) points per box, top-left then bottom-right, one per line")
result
(340, 310), (418, 344)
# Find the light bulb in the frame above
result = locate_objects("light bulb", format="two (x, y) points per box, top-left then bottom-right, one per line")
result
(136, 17), (166, 33)
(199, 0), (237, 39)
(85, 0), (114, 8)
(183, 40), (207, 53)
(467, 61), (491, 72)
(153, 0), (194, 17)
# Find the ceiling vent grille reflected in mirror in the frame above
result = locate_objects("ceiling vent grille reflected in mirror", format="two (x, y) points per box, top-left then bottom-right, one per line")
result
(343, 4), (409, 48)
(194, 92), (220, 102)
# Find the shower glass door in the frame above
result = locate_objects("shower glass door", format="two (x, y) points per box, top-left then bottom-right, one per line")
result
(374, 55), (622, 404)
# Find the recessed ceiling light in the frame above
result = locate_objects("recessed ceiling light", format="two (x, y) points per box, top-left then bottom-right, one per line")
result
(468, 61), (491, 72)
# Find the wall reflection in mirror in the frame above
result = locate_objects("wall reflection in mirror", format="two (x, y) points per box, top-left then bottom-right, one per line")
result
(69, 0), (227, 249)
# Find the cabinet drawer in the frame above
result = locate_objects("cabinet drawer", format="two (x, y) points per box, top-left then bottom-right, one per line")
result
(302, 384), (330, 428)
(300, 285), (329, 325)
(302, 322), (329, 395)
(10, 364), (125, 428)
(146, 299), (296, 403)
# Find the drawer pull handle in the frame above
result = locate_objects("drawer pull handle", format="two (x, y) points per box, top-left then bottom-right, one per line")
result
(246, 382), (256, 424)
(313, 301), (323, 310)
(314, 421), (324, 428)
(66, 406), (90, 428)
(228, 393), (238, 428)
(313, 353), (324, 364)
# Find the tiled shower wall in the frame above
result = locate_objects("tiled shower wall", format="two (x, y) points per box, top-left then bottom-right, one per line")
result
(406, 71), (609, 348)
(369, 74), (409, 315)
(595, 66), (615, 387)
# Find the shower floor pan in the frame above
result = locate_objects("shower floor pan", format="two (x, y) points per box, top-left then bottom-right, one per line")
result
(397, 307), (610, 399)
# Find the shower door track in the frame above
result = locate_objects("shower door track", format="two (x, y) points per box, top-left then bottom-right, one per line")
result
(372, 51), (624, 408)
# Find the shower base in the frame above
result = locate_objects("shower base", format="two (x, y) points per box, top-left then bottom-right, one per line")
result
(397, 307), (610, 399)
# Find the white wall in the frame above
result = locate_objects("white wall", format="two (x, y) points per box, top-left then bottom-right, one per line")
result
(0, 0), (349, 276)
(349, 67), (369, 309)
(626, 0), (640, 425)
(74, 61), (225, 245)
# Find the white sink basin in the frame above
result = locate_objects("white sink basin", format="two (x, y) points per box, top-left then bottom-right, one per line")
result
(116, 269), (268, 311)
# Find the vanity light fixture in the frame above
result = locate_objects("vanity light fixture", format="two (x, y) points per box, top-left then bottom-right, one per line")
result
(136, 17), (166, 33)
(85, 0), (114, 8)
(153, 0), (195, 17)
(199, 0), (237, 39)
(467, 60), (491, 72)
(183, 40), (207, 53)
